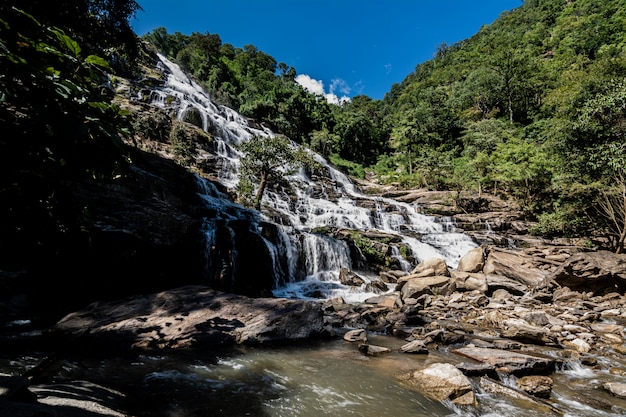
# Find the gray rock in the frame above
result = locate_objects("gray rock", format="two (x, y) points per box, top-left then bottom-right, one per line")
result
(53, 286), (325, 350)
(453, 347), (556, 375)
(343, 328), (368, 342)
(399, 340), (428, 354)
(549, 251), (626, 295)
(358, 343), (391, 356)
(604, 382), (626, 399)
(517, 375), (553, 398)
(398, 363), (476, 406)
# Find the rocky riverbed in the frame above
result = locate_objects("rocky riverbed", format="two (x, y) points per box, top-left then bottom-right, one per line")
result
(3, 242), (626, 416)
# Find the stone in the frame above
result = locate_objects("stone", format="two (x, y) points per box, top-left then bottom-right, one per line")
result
(517, 375), (553, 398)
(339, 268), (365, 286)
(399, 340), (429, 354)
(486, 275), (529, 296)
(562, 338), (592, 353)
(0, 380), (127, 417)
(343, 328), (368, 342)
(53, 286), (325, 350)
(479, 377), (561, 414)
(500, 318), (557, 345)
(398, 363), (477, 406)
(358, 343), (391, 356)
(450, 271), (488, 293)
(453, 347), (556, 375)
(400, 276), (451, 300)
(483, 248), (548, 286)
(549, 251), (626, 295)
(604, 382), (626, 399)
(410, 258), (450, 277)
(457, 247), (485, 273)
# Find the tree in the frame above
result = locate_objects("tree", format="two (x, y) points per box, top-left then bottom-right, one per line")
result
(237, 135), (318, 211)
(490, 138), (554, 214)
(17, 0), (142, 57)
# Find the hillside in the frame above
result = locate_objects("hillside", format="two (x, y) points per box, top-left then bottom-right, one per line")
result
(143, 0), (626, 253)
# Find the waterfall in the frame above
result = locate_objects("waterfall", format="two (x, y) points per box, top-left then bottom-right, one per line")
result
(147, 53), (478, 301)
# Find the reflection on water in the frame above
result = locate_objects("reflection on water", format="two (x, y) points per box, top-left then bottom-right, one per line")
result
(3, 334), (626, 417)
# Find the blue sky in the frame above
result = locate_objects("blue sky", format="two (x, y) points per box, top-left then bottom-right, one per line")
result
(132, 1), (523, 101)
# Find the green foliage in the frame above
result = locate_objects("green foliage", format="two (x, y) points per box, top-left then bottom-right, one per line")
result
(237, 135), (319, 210)
(169, 122), (196, 162)
(349, 232), (388, 267)
(0, 6), (131, 179)
(15, 0), (142, 71)
(0, 4), (137, 269)
(328, 154), (365, 179)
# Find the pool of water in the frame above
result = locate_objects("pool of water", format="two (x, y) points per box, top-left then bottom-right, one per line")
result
(3, 332), (626, 417)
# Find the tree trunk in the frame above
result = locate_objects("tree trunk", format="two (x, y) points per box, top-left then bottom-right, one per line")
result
(254, 170), (268, 211)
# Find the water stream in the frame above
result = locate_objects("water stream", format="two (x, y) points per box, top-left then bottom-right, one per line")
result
(3, 331), (626, 416)
(149, 53), (477, 302)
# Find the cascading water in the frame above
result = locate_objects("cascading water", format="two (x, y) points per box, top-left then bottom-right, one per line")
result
(148, 53), (478, 301)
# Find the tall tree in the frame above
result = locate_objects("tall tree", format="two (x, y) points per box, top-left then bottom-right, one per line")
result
(237, 135), (318, 211)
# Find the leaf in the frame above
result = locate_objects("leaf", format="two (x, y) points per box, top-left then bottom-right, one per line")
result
(48, 27), (81, 57)
(85, 55), (111, 70)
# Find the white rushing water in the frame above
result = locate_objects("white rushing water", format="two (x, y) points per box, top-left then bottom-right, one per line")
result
(147, 54), (478, 302)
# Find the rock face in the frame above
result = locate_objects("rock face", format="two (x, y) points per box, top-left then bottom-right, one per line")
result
(52, 285), (325, 350)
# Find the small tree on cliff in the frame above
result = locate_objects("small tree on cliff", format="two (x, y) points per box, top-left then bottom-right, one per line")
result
(237, 135), (318, 211)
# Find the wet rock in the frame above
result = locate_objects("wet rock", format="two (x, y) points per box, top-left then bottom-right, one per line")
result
(398, 363), (477, 406)
(604, 382), (626, 399)
(343, 328), (368, 342)
(379, 270), (407, 283)
(453, 347), (556, 376)
(365, 278), (389, 294)
(339, 268), (365, 286)
(479, 377), (561, 415)
(456, 362), (497, 378)
(399, 340), (428, 354)
(517, 375), (553, 398)
(0, 380), (127, 417)
(358, 343), (391, 356)
(562, 337), (592, 353)
(0, 375), (35, 402)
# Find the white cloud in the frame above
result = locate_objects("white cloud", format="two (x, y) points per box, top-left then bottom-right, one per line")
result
(295, 74), (351, 105)
(295, 74), (325, 96)
(330, 78), (351, 96)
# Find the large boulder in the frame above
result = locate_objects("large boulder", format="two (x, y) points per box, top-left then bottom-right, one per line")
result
(52, 285), (325, 351)
(483, 248), (548, 287)
(457, 247), (485, 273)
(548, 251), (626, 295)
(400, 276), (452, 300)
(410, 257), (450, 277)
(450, 271), (488, 293)
(398, 363), (477, 406)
